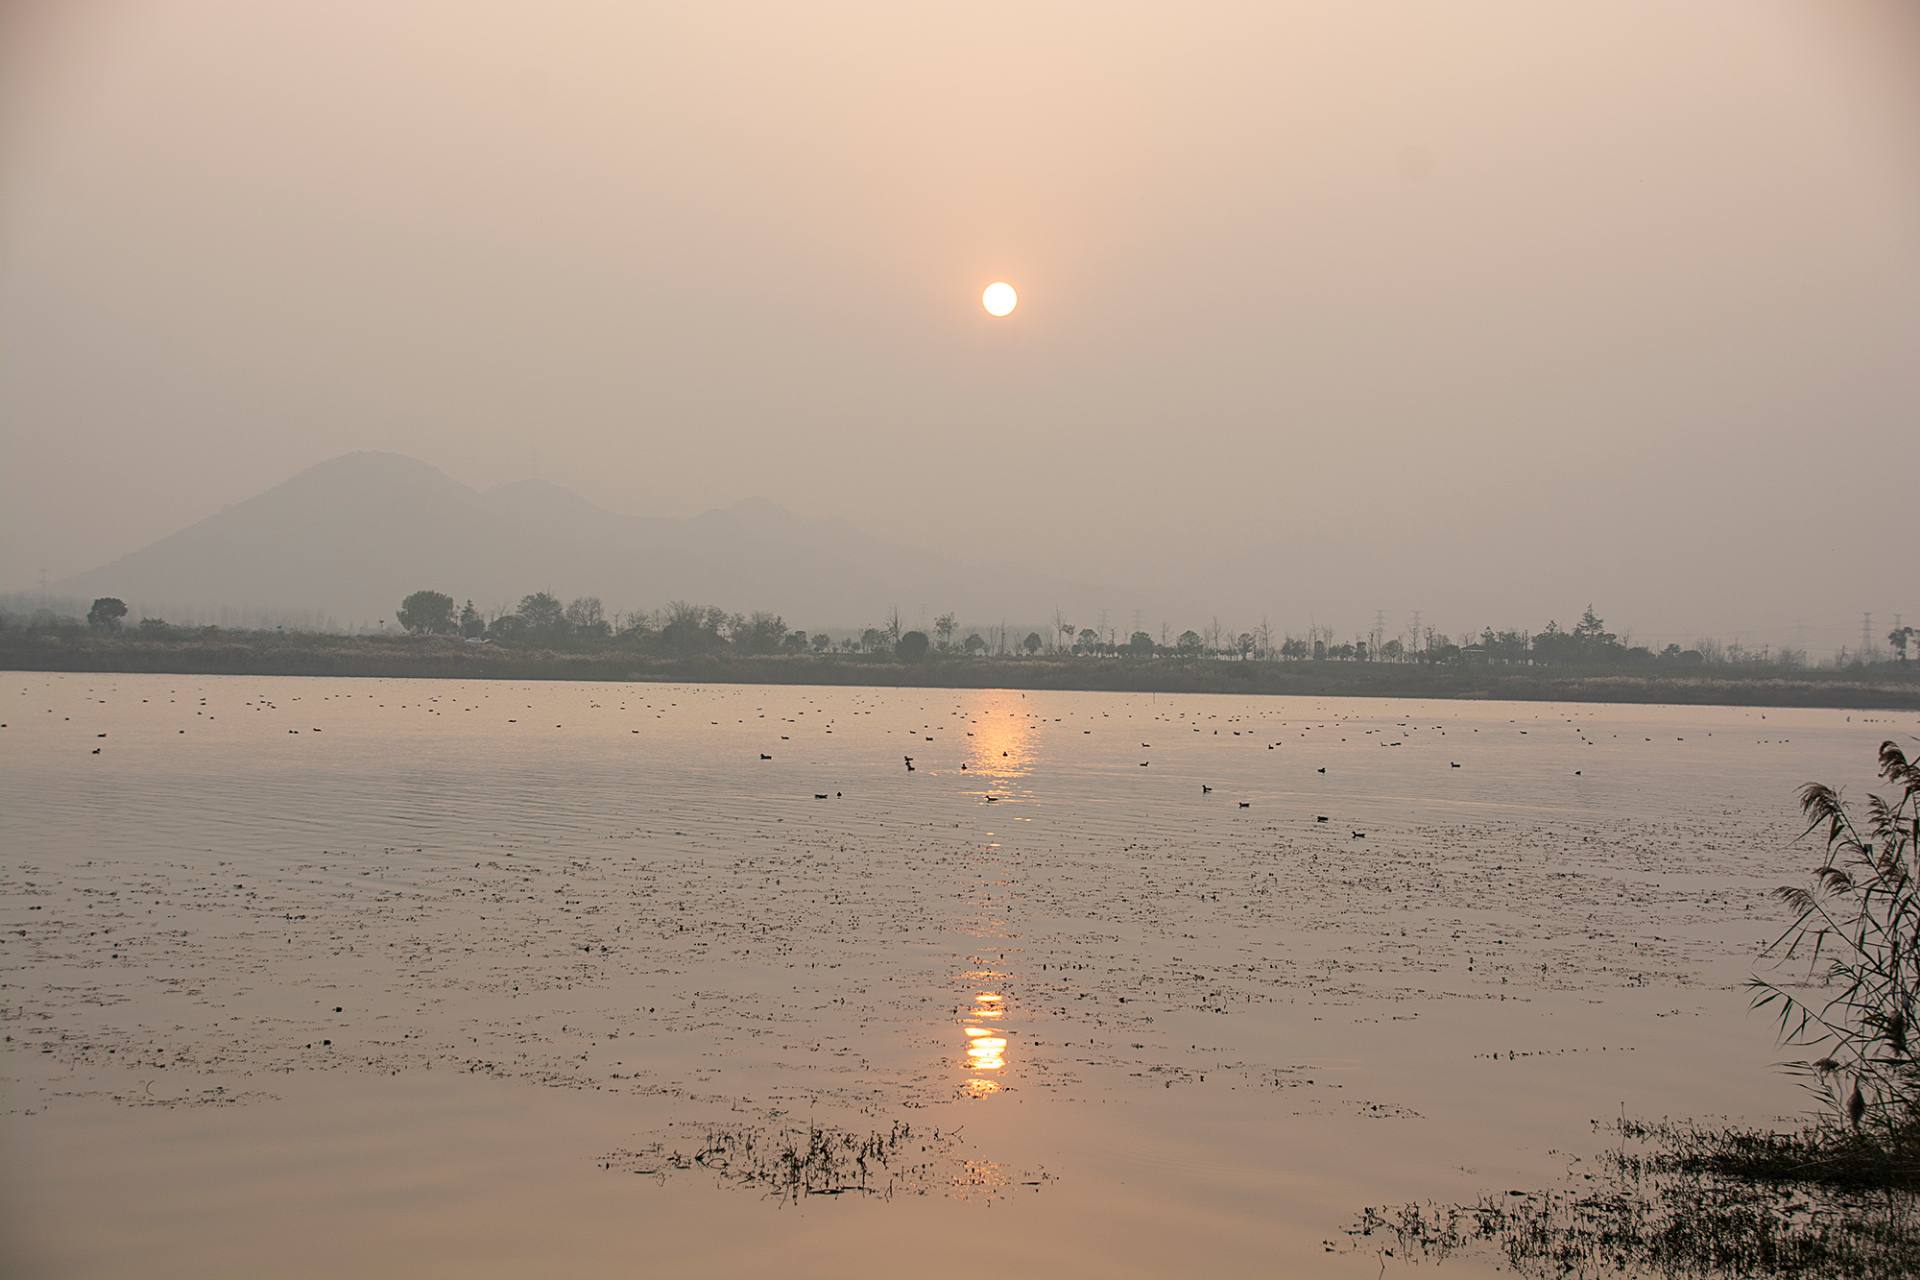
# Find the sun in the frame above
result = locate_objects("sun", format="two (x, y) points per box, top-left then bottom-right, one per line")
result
(982, 281), (1018, 317)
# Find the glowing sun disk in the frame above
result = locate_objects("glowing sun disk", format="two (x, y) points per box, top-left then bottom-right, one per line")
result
(982, 282), (1017, 317)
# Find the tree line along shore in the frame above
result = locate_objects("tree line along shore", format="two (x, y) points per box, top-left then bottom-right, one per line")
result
(6, 626), (1919, 709)
(8, 592), (1917, 708)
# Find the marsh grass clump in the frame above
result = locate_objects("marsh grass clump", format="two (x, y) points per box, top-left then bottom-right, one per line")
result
(1645, 1118), (1920, 1193)
(1752, 740), (1920, 1161)
(1351, 1120), (1920, 1278)
(697, 1122), (929, 1201)
(604, 1121), (992, 1202)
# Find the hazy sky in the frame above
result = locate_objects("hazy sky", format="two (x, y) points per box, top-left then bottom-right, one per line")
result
(3, 1), (1916, 651)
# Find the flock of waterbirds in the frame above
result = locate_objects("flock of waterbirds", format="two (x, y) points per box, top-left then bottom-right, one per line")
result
(17, 680), (1808, 849)
(5, 674), (1899, 1245)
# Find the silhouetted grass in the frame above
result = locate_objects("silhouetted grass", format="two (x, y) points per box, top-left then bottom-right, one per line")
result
(1351, 1119), (1920, 1278)
(598, 1120), (1032, 1202)
(1647, 1118), (1920, 1192)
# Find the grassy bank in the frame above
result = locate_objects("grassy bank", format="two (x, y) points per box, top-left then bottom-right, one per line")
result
(6, 631), (1919, 708)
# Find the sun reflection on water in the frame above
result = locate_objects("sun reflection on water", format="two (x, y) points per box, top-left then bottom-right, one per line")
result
(962, 989), (1008, 1094)
(965, 695), (1036, 782)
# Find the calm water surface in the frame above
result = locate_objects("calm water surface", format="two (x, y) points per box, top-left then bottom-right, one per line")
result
(3, 674), (1915, 1277)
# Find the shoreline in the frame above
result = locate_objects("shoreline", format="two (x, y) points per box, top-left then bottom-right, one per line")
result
(6, 635), (1919, 709)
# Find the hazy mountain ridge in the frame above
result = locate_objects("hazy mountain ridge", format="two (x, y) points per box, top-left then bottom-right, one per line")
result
(52, 452), (1102, 629)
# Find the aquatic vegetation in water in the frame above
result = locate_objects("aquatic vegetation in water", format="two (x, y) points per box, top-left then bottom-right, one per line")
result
(601, 1121), (1051, 1202)
(1347, 1119), (1920, 1278)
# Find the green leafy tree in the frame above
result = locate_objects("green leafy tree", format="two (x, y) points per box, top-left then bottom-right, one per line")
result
(660, 601), (726, 655)
(735, 611), (789, 655)
(1023, 631), (1043, 655)
(896, 630), (931, 661)
(1572, 604), (1616, 647)
(934, 613), (957, 651)
(1531, 620), (1574, 664)
(458, 600), (484, 638)
(1076, 627), (1100, 654)
(1127, 630), (1155, 657)
(396, 590), (455, 635)
(1568, 604), (1622, 660)
(963, 632), (987, 655)
(811, 632), (831, 652)
(518, 592), (566, 635)
(87, 597), (128, 631)
(1177, 630), (1204, 655)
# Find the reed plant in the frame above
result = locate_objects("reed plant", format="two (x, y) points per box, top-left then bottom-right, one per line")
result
(1752, 740), (1920, 1173)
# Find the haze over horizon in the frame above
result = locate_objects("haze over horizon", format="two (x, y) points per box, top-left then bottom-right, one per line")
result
(4, 2), (1917, 651)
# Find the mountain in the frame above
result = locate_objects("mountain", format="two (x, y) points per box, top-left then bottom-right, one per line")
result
(52, 452), (1099, 629)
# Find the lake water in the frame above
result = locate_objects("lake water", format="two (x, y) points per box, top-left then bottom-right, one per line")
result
(3, 673), (1914, 1277)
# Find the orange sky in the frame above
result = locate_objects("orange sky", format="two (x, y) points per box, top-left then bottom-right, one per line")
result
(2, 1), (1916, 645)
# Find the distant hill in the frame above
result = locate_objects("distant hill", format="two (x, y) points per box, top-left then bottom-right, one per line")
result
(52, 452), (1097, 630)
